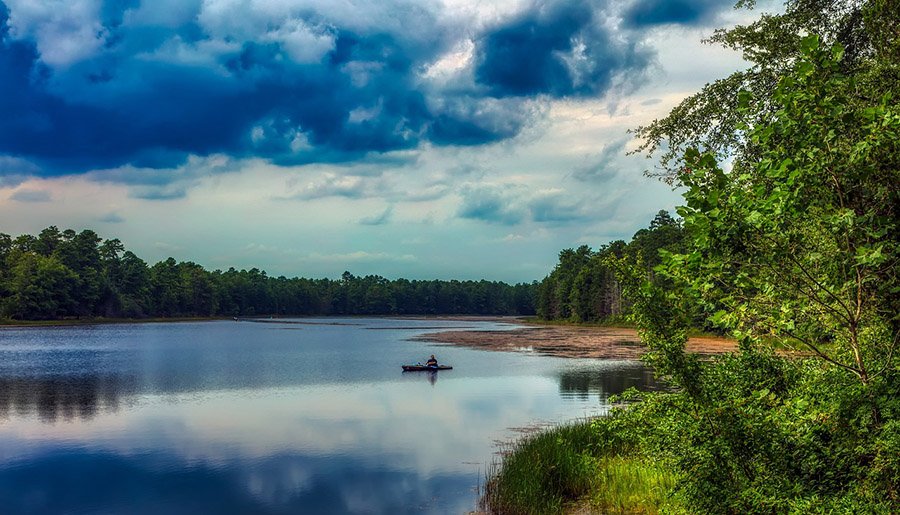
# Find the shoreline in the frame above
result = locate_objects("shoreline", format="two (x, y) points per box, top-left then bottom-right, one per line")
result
(411, 323), (737, 360)
(0, 316), (230, 328)
(0, 315), (738, 361)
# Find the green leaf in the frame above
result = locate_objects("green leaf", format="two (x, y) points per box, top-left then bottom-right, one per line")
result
(800, 34), (820, 56)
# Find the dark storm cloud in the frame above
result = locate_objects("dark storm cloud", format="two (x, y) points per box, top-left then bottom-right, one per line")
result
(427, 96), (534, 146)
(0, 0), (668, 186)
(0, 1), (454, 178)
(623, 0), (735, 27)
(473, 0), (653, 98)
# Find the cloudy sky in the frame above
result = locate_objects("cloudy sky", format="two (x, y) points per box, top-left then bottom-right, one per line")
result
(0, 0), (773, 283)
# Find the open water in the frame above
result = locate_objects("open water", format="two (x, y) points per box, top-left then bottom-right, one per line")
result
(0, 318), (656, 514)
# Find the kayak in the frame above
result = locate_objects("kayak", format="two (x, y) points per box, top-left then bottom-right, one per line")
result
(402, 365), (453, 371)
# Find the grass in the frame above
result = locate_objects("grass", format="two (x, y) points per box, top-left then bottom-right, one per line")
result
(590, 457), (678, 514)
(480, 420), (681, 514)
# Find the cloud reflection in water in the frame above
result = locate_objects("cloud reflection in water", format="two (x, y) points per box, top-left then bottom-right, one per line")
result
(0, 320), (660, 513)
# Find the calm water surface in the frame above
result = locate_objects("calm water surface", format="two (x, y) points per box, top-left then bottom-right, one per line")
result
(0, 318), (656, 514)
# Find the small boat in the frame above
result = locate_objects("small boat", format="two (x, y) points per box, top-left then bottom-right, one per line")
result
(402, 364), (453, 372)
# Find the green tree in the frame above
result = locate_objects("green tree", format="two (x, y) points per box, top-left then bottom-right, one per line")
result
(0, 233), (12, 306)
(150, 258), (183, 316)
(53, 229), (103, 316)
(35, 226), (62, 256)
(673, 37), (898, 386)
(633, 0), (900, 181)
(117, 251), (150, 317)
(3, 254), (78, 319)
(612, 35), (900, 512)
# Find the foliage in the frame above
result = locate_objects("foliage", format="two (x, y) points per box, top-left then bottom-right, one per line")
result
(633, 0), (900, 181)
(607, 33), (900, 515)
(491, 3), (900, 513)
(0, 227), (537, 320)
(481, 421), (680, 515)
(674, 36), (899, 385)
(536, 210), (686, 324)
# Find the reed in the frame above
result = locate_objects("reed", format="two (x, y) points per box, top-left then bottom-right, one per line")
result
(590, 457), (677, 514)
(480, 420), (679, 514)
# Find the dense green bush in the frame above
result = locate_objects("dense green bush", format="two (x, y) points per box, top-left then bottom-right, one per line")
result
(488, 2), (899, 511)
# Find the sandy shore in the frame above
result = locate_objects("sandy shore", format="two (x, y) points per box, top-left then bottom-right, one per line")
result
(411, 322), (737, 360)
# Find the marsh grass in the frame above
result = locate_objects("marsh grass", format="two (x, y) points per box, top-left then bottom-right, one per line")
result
(480, 420), (679, 514)
(590, 457), (678, 514)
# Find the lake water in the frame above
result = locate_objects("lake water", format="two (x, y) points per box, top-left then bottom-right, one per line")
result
(0, 318), (656, 514)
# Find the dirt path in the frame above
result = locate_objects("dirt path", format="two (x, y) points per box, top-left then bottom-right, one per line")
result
(411, 324), (736, 360)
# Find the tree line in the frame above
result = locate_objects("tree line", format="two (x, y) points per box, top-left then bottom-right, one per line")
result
(536, 209), (686, 324)
(0, 227), (536, 320)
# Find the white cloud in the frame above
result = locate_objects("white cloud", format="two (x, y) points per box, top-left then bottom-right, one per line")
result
(421, 38), (474, 83)
(5, 0), (106, 67)
(262, 18), (335, 64)
(282, 173), (382, 200)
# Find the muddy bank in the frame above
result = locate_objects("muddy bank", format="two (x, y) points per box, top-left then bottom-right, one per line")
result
(411, 324), (736, 360)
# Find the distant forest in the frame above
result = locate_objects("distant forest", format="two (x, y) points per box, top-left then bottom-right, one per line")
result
(0, 227), (536, 320)
(0, 211), (677, 321)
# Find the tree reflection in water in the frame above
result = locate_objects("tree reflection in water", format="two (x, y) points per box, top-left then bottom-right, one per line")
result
(0, 375), (137, 424)
(557, 364), (661, 401)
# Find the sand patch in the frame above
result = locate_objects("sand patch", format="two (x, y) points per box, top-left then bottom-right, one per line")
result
(411, 325), (736, 360)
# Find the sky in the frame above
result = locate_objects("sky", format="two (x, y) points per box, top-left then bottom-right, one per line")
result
(0, 0), (774, 283)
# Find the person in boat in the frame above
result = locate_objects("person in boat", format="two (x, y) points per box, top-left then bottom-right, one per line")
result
(425, 355), (438, 367)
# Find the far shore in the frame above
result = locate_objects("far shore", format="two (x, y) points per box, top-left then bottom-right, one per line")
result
(0, 314), (515, 328)
(0, 316), (229, 328)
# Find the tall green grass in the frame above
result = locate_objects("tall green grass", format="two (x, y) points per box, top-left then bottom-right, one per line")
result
(481, 422), (597, 514)
(480, 420), (679, 514)
(590, 457), (677, 514)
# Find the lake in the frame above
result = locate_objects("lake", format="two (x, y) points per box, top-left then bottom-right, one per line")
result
(0, 318), (656, 514)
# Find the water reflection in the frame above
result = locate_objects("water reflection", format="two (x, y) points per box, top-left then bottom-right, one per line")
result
(558, 365), (659, 400)
(0, 377), (559, 514)
(0, 320), (664, 513)
(0, 374), (137, 424)
(0, 447), (476, 515)
(402, 370), (440, 385)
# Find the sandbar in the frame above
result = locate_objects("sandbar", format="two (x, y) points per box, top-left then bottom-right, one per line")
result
(411, 322), (736, 360)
